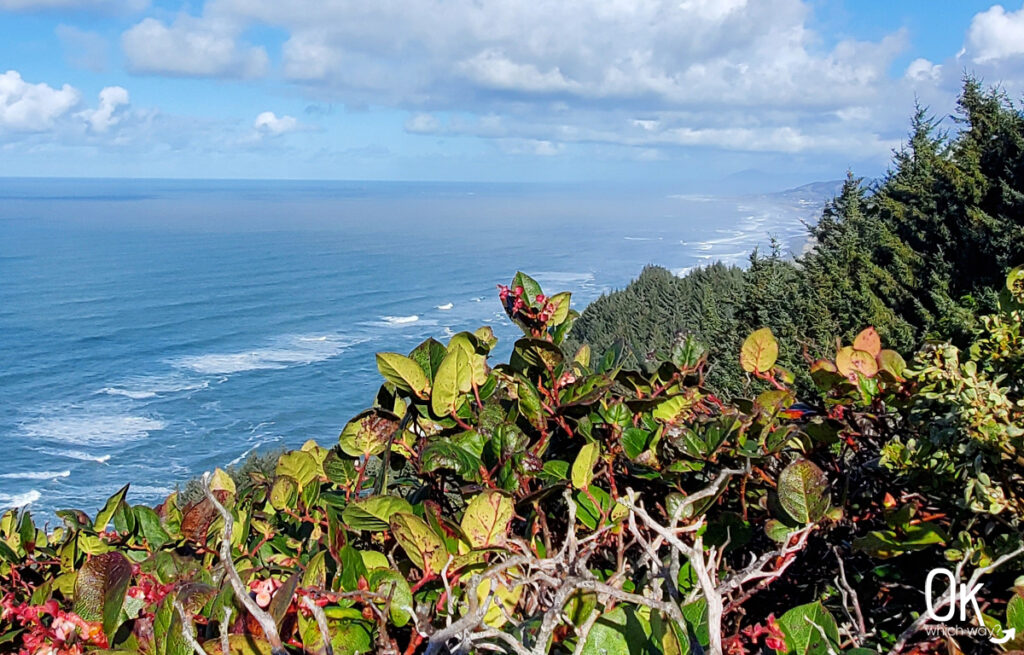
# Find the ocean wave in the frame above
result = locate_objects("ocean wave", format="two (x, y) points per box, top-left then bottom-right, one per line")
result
(530, 271), (595, 287)
(382, 315), (419, 325)
(23, 414), (165, 446)
(436, 303), (453, 311)
(623, 236), (663, 241)
(99, 376), (209, 400)
(174, 334), (351, 374)
(35, 449), (111, 463)
(0, 470), (71, 480)
(0, 490), (41, 509)
(130, 485), (174, 498)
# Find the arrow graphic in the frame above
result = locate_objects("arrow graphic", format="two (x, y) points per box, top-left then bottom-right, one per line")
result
(991, 627), (1016, 645)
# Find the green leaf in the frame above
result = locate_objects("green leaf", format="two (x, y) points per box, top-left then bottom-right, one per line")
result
(571, 442), (601, 490)
(777, 459), (829, 524)
(621, 428), (651, 460)
(269, 475), (299, 511)
(342, 496), (412, 532)
(740, 327), (778, 374)
(302, 551), (327, 589)
(275, 450), (320, 490)
(338, 409), (399, 459)
(73, 551), (133, 639)
(852, 524), (947, 558)
(512, 272), (543, 307)
(431, 346), (470, 416)
(546, 291), (572, 325)
(420, 440), (482, 479)
(460, 490), (514, 548)
(390, 512), (448, 575)
(1007, 594), (1024, 631)
(375, 352), (430, 396)
(574, 344), (591, 368)
(94, 484), (130, 531)
(579, 605), (651, 655)
(134, 506), (171, 549)
(877, 349), (906, 378)
(369, 569), (414, 627)
(409, 338), (448, 382)
(339, 544), (368, 592)
(323, 448), (358, 486)
(777, 602), (840, 655)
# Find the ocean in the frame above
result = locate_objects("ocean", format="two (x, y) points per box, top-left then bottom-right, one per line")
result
(0, 178), (835, 520)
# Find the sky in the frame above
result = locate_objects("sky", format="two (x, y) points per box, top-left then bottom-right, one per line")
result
(1, 0), (1023, 186)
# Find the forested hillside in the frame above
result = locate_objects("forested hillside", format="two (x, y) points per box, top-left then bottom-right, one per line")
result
(569, 78), (1024, 399)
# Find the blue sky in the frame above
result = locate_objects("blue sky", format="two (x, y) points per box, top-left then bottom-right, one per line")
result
(1, 0), (1023, 185)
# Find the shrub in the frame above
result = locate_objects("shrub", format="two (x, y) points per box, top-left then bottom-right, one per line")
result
(1, 269), (1022, 655)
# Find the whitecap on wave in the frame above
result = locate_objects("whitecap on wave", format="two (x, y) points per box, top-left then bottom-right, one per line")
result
(22, 414), (166, 446)
(530, 272), (595, 287)
(436, 303), (454, 311)
(174, 334), (352, 374)
(35, 449), (111, 463)
(0, 470), (70, 480)
(99, 375), (209, 400)
(0, 490), (41, 509)
(382, 315), (419, 325)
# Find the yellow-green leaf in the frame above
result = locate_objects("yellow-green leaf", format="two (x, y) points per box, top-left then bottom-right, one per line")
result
(338, 409), (398, 458)
(740, 327), (778, 374)
(431, 347), (470, 416)
(375, 352), (429, 396)
(209, 468), (236, 496)
(460, 491), (514, 548)
(571, 442), (601, 490)
(275, 450), (320, 490)
(390, 512), (448, 575)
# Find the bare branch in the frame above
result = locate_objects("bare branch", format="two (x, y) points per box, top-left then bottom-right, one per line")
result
(301, 596), (335, 655)
(174, 599), (210, 655)
(201, 472), (287, 655)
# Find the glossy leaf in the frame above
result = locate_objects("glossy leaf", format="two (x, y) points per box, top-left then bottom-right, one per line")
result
(740, 327), (778, 374)
(777, 459), (829, 524)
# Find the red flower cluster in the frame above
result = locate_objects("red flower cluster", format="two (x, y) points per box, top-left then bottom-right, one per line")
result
(1, 595), (107, 655)
(497, 284), (559, 328)
(248, 577), (283, 608)
(741, 614), (786, 650)
(125, 574), (174, 608)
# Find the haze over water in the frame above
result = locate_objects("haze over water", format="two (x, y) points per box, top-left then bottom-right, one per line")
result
(0, 178), (835, 518)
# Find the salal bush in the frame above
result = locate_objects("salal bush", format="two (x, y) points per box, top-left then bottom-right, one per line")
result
(1, 270), (1022, 655)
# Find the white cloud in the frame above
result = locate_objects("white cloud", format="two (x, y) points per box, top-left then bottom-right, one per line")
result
(904, 58), (942, 82)
(966, 4), (1024, 63)
(0, 70), (80, 131)
(78, 86), (129, 132)
(253, 111), (298, 136)
(189, 0), (918, 157)
(458, 50), (579, 94)
(404, 113), (440, 134)
(122, 15), (267, 77)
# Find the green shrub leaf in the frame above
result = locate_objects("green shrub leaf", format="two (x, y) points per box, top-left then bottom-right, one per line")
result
(778, 459), (829, 524)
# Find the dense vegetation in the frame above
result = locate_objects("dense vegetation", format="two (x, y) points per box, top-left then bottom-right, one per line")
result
(568, 78), (1024, 401)
(2, 265), (1022, 655)
(1, 80), (1022, 655)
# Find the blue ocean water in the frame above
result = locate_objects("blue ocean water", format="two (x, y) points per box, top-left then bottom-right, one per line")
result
(0, 178), (833, 519)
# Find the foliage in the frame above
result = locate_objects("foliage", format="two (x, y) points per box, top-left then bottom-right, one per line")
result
(569, 78), (1024, 401)
(3, 267), (1023, 655)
